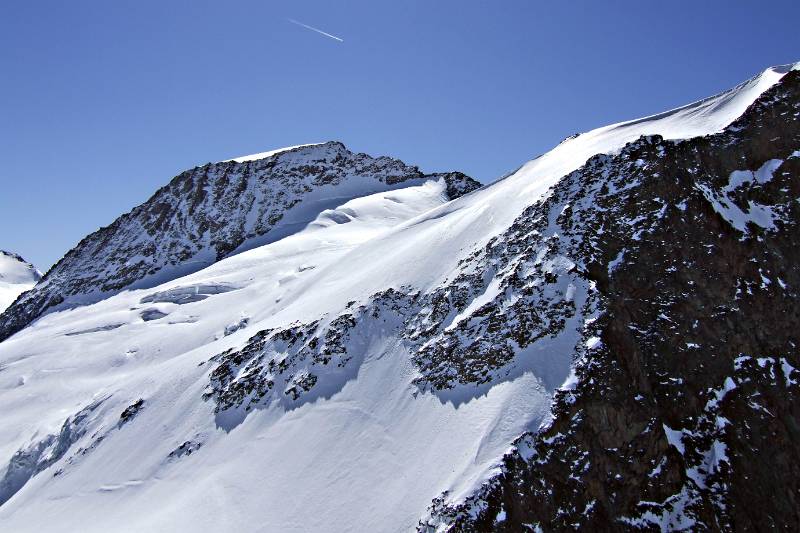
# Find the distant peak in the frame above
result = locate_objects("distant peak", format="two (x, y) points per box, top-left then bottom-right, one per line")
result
(0, 250), (41, 283)
(0, 249), (33, 267)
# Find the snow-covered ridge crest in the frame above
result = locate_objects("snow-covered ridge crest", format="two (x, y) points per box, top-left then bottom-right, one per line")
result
(511, 62), (798, 189)
(605, 62), (797, 138)
(418, 66), (800, 530)
(221, 143), (324, 163)
(384, 63), (800, 297)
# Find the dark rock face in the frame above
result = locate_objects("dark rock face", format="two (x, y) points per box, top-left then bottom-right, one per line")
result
(204, 288), (411, 412)
(0, 142), (479, 342)
(419, 71), (800, 531)
(118, 399), (145, 425)
(405, 193), (594, 393)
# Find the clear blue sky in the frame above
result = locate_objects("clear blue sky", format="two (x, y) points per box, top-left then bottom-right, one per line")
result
(1, 1), (798, 270)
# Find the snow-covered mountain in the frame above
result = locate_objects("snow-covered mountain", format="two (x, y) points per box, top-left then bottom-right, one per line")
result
(0, 63), (798, 532)
(0, 251), (40, 313)
(0, 142), (479, 342)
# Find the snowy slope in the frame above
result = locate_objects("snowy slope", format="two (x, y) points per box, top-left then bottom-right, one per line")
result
(0, 141), (478, 342)
(0, 64), (795, 532)
(420, 64), (800, 531)
(222, 143), (322, 163)
(0, 252), (40, 313)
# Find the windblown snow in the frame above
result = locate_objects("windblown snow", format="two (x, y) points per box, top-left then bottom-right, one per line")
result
(222, 143), (323, 163)
(0, 64), (795, 532)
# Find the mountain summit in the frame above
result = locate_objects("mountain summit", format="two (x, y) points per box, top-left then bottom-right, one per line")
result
(0, 142), (479, 341)
(0, 64), (798, 532)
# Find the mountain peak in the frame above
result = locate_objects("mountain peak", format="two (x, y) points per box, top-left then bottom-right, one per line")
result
(0, 145), (478, 341)
(221, 141), (346, 164)
(1, 62), (798, 533)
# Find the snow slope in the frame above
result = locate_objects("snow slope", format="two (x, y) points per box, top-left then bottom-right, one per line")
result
(0, 252), (40, 313)
(0, 64), (795, 532)
(222, 143), (322, 163)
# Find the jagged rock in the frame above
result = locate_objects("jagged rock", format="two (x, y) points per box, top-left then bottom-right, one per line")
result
(119, 399), (145, 426)
(1, 63), (797, 533)
(204, 287), (412, 411)
(420, 69), (800, 533)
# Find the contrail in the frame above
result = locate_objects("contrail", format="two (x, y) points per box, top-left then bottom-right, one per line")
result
(287, 18), (344, 42)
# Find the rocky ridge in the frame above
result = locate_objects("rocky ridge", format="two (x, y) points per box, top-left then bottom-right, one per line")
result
(0, 142), (479, 341)
(418, 69), (800, 532)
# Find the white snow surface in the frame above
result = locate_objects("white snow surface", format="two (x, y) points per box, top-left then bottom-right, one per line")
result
(0, 64), (795, 532)
(0, 252), (40, 313)
(222, 143), (323, 163)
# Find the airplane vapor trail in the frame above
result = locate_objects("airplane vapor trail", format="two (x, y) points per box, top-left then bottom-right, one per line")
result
(287, 18), (344, 42)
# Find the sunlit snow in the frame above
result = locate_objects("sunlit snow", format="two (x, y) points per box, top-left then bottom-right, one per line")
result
(0, 63), (796, 532)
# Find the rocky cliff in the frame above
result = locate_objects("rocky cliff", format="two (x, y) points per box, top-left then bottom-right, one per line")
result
(420, 69), (800, 533)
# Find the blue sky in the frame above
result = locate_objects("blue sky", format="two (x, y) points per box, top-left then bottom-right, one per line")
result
(1, 1), (798, 269)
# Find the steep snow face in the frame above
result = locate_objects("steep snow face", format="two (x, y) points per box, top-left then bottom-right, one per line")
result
(0, 252), (40, 313)
(0, 64), (795, 532)
(222, 143), (323, 163)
